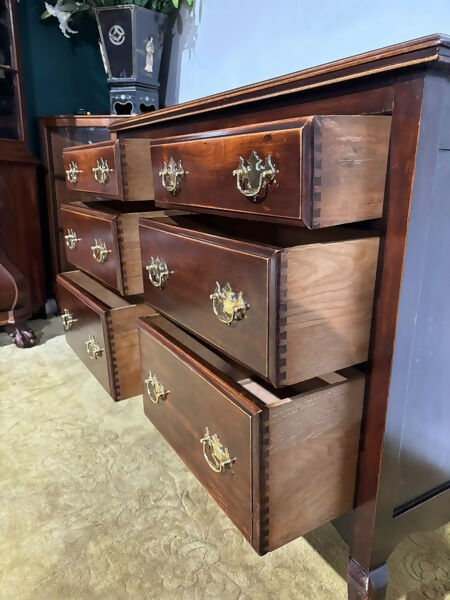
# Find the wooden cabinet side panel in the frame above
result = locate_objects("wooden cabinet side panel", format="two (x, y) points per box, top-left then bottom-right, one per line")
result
(108, 303), (157, 400)
(120, 138), (154, 201)
(118, 211), (155, 295)
(266, 377), (365, 552)
(281, 237), (380, 384)
(313, 115), (392, 228)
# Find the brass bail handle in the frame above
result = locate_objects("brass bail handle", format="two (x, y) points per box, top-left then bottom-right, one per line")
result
(159, 157), (184, 194)
(65, 228), (81, 250)
(146, 256), (172, 289)
(91, 239), (111, 264)
(144, 371), (169, 404)
(200, 427), (235, 473)
(233, 150), (277, 199)
(61, 308), (77, 331)
(92, 157), (113, 184)
(85, 335), (103, 360)
(66, 160), (82, 184)
(210, 282), (249, 325)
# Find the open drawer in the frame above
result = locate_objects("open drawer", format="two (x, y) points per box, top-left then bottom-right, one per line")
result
(139, 315), (365, 554)
(150, 115), (391, 227)
(139, 214), (380, 386)
(57, 270), (156, 401)
(60, 202), (175, 296)
(63, 138), (154, 201)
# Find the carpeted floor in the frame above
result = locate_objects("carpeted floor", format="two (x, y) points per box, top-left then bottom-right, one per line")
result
(0, 319), (448, 600)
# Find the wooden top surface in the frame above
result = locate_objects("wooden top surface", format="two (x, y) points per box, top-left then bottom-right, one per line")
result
(111, 34), (450, 132)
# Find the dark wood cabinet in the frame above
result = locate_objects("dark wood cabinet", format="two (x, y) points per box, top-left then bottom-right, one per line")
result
(0, 0), (45, 341)
(112, 34), (450, 600)
(39, 115), (121, 285)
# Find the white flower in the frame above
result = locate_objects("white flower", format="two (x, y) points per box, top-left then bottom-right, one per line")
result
(44, 1), (78, 38)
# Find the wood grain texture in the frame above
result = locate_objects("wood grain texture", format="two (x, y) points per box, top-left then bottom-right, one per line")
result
(140, 216), (379, 386)
(57, 271), (155, 401)
(60, 202), (162, 296)
(120, 138), (154, 201)
(63, 139), (154, 201)
(264, 375), (365, 552)
(138, 317), (262, 549)
(138, 316), (365, 554)
(151, 116), (391, 227)
(110, 35), (449, 133)
(311, 116), (391, 228)
(281, 237), (380, 383)
(39, 116), (118, 284)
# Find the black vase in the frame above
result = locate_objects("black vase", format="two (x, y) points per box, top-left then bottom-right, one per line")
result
(96, 5), (169, 115)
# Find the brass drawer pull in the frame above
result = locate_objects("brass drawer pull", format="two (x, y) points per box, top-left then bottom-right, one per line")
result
(85, 335), (103, 360)
(61, 308), (77, 331)
(210, 282), (249, 325)
(200, 427), (235, 473)
(159, 157), (184, 194)
(146, 256), (172, 289)
(65, 228), (81, 250)
(91, 239), (111, 264)
(92, 157), (113, 184)
(144, 371), (169, 404)
(66, 160), (82, 183)
(233, 151), (277, 200)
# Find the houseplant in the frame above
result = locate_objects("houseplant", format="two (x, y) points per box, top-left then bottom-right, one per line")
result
(42, 0), (193, 113)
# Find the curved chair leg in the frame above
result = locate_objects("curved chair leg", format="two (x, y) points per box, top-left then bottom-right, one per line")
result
(348, 558), (388, 600)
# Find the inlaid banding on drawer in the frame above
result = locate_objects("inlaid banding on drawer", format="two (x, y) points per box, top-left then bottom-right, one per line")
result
(60, 203), (167, 296)
(139, 316), (365, 553)
(150, 115), (391, 227)
(63, 138), (154, 201)
(57, 270), (156, 401)
(139, 215), (380, 387)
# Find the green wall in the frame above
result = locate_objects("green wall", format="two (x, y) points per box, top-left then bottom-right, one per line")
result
(16, 2), (110, 301)
(17, 2), (109, 156)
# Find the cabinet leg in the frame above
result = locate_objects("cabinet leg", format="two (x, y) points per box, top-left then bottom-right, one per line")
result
(348, 557), (388, 600)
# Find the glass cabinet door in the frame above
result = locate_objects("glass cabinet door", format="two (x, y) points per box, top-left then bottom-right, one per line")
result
(0, 0), (22, 140)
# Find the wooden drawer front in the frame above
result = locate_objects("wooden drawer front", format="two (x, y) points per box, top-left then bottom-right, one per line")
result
(140, 217), (379, 386)
(56, 274), (112, 396)
(63, 140), (121, 198)
(138, 318), (261, 547)
(138, 317), (365, 553)
(140, 219), (277, 380)
(60, 204), (121, 293)
(63, 138), (154, 201)
(151, 115), (391, 228)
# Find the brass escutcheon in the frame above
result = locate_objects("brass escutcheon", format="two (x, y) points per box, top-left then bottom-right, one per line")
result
(200, 427), (235, 473)
(146, 256), (171, 289)
(66, 160), (82, 183)
(159, 157), (184, 194)
(65, 228), (81, 250)
(91, 239), (111, 264)
(144, 371), (169, 404)
(210, 282), (249, 325)
(61, 308), (77, 331)
(92, 157), (113, 184)
(233, 151), (277, 200)
(85, 335), (103, 360)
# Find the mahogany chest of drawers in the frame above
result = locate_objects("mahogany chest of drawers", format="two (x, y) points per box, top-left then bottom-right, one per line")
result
(57, 270), (155, 401)
(64, 35), (450, 600)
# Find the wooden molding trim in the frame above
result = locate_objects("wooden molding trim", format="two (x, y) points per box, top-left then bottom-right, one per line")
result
(111, 34), (450, 132)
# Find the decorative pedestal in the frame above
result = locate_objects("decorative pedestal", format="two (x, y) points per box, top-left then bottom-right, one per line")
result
(110, 84), (159, 115)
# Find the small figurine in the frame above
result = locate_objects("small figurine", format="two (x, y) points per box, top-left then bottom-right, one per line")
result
(145, 37), (154, 73)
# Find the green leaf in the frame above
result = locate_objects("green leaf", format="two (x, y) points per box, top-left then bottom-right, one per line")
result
(172, 0), (179, 7)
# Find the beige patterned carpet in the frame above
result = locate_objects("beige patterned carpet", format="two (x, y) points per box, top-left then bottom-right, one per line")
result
(0, 319), (448, 600)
